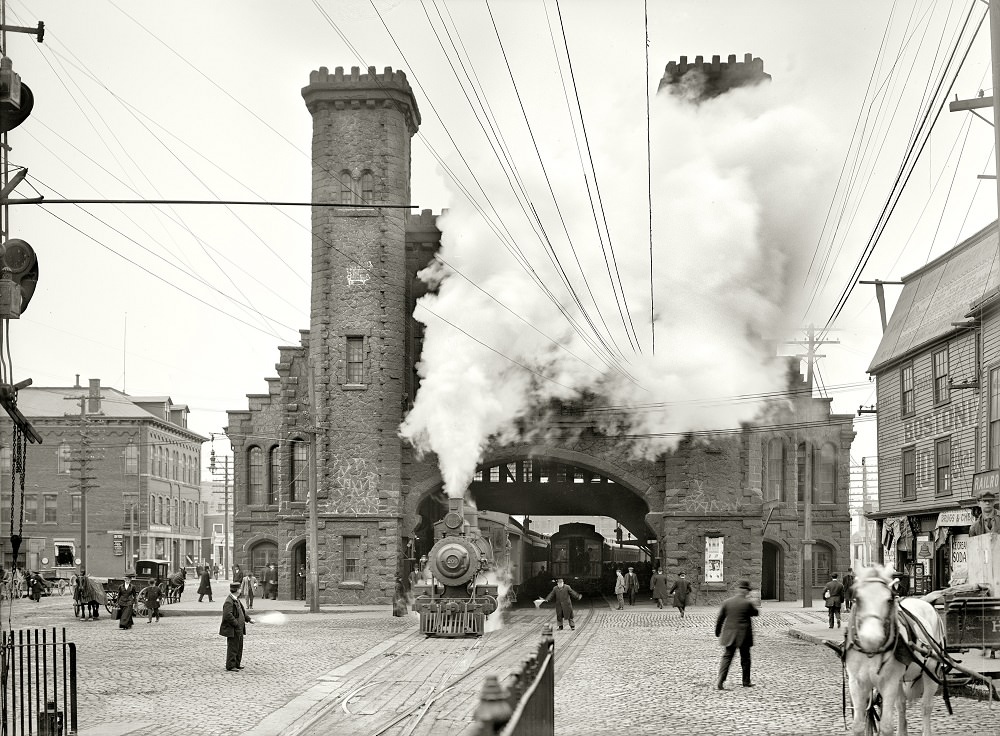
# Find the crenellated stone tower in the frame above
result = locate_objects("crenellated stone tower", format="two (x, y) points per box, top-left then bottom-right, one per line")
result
(301, 65), (421, 598)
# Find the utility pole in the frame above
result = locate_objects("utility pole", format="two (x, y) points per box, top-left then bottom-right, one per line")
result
(858, 280), (904, 333)
(208, 440), (231, 581)
(71, 399), (98, 571)
(307, 356), (319, 613)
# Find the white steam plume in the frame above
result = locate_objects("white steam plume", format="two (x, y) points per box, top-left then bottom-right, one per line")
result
(400, 76), (836, 498)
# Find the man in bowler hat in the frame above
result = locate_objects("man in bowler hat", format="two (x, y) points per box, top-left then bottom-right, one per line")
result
(220, 582), (254, 671)
(970, 490), (1000, 536)
(715, 579), (759, 690)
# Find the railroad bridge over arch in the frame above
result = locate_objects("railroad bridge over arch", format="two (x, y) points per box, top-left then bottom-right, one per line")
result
(226, 62), (854, 608)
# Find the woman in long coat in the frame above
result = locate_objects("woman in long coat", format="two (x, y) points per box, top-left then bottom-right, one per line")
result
(197, 567), (213, 603)
(650, 568), (670, 609)
(117, 575), (138, 629)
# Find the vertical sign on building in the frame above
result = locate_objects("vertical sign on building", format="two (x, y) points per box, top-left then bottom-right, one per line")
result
(113, 533), (124, 556)
(951, 534), (969, 585)
(705, 536), (724, 583)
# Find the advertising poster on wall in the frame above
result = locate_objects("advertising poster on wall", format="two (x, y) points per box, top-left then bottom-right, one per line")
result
(951, 534), (969, 585)
(705, 536), (724, 583)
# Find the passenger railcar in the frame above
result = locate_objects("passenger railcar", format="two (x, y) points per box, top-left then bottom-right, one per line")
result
(412, 498), (499, 637)
(549, 522), (607, 595)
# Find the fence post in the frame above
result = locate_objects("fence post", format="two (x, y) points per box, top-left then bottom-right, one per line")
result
(474, 675), (513, 735)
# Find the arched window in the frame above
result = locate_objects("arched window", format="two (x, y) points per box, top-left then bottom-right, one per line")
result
(268, 447), (280, 505)
(124, 440), (139, 475)
(361, 171), (374, 204)
(340, 170), (354, 205)
(155, 447), (162, 477)
(248, 447), (264, 504)
(57, 443), (72, 474)
(764, 439), (784, 501)
(817, 442), (837, 504)
(291, 439), (309, 502)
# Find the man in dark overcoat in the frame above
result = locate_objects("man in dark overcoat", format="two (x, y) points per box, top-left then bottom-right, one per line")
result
(219, 582), (254, 671)
(145, 579), (162, 623)
(263, 563), (278, 600)
(624, 566), (640, 606)
(822, 572), (845, 628)
(670, 572), (693, 618)
(715, 579), (759, 690)
(197, 566), (214, 603)
(543, 578), (582, 630)
(649, 568), (669, 609)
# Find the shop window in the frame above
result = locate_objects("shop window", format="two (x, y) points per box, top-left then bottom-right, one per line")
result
(346, 336), (364, 384)
(935, 437), (952, 496)
(343, 536), (361, 582)
(291, 439), (308, 502)
(764, 438), (784, 502)
(55, 544), (75, 566)
(902, 447), (916, 500)
(900, 364), (915, 416)
(248, 446), (264, 504)
(933, 348), (949, 404)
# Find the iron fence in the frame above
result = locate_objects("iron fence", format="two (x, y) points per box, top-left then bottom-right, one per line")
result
(1, 628), (77, 735)
(476, 624), (555, 736)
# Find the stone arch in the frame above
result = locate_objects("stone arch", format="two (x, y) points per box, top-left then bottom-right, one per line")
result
(285, 533), (308, 552)
(241, 533), (278, 553)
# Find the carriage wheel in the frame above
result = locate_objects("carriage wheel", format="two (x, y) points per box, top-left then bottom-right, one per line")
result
(105, 591), (118, 615)
(135, 589), (149, 618)
(864, 690), (882, 736)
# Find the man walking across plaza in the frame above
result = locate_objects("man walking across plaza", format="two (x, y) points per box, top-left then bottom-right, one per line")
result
(670, 572), (692, 618)
(614, 568), (625, 610)
(542, 578), (582, 630)
(264, 563), (278, 600)
(197, 566), (214, 603)
(624, 566), (640, 606)
(822, 572), (845, 628)
(842, 568), (856, 612)
(649, 567), (669, 609)
(715, 579), (759, 690)
(220, 582), (254, 671)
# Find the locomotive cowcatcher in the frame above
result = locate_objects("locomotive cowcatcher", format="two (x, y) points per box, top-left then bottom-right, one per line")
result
(412, 497), (498, 637)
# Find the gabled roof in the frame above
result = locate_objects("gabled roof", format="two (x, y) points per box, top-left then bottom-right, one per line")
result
(867, 222), (1000, 374)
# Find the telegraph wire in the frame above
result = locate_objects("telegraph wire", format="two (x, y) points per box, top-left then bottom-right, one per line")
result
(644, 0), (654, 355)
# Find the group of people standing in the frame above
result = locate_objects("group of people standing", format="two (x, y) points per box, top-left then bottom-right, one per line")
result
(612, 566), (692, 615)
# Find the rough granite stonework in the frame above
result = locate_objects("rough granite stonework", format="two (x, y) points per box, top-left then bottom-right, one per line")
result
(225, 63), (855, 605)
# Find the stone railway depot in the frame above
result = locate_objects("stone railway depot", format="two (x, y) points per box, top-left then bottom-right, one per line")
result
(226, 58), (855, 606)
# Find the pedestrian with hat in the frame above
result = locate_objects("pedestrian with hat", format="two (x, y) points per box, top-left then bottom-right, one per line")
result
(220, 581), (254, 671)
(670, 572), (692, 618)
(197, 565), (214, 603)
(970, 490), (1000, 536)
(541, 578), (582, 630)
(624, 566), (640, 606)
(714, 579), (759, 690)
(116, 573), (138, 630)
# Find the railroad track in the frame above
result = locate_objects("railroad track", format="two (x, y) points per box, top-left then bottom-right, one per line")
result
(292, 604), (594, 736)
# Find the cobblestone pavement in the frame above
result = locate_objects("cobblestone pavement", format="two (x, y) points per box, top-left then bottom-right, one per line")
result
(554, 608), (1000, 736)
(0, 594), (413, 736)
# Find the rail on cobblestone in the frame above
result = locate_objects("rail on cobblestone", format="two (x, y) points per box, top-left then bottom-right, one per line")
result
(474, 623), (555, 736)
(1, 627), (77, 736)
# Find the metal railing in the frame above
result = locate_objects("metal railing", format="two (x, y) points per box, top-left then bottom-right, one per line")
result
(475, 624), (555, 736)
(1, 628), (77, 735)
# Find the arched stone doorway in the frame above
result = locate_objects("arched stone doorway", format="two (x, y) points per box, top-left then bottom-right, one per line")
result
(761, 540), (782, 601)
(291, 540), (307, 601)
(248, 540), (278, 583)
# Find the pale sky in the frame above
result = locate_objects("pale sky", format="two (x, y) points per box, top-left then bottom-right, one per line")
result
(4, 1), (997, 485)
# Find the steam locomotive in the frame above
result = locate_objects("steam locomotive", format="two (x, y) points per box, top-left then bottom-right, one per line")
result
(411, 497), (499, 637)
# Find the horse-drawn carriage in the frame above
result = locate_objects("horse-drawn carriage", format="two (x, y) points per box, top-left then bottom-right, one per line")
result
(98, 560), (185, 617)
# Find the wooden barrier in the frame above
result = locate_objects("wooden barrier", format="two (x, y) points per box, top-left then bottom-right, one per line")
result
(475, 624), (555, 736)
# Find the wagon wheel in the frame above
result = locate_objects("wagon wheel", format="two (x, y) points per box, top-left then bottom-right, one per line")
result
(864, 690), (882, 736)
(135, 588), (149, 618)
(105, 590), (119, 615)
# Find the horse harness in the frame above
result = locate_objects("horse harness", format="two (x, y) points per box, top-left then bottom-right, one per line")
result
(832, 579), (954, 719)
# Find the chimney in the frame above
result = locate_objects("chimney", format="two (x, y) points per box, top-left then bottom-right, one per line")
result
(88, 378), (101, 413)
(74, 374), (80, 388)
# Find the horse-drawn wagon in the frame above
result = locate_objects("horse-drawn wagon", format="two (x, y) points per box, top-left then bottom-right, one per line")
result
(103, 559), (184, 617)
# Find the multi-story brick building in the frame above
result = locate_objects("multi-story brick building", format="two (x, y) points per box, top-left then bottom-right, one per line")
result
(868, 222), (1000, 592)
(226, 59), (855, 605)
(0, 377), (206, 578)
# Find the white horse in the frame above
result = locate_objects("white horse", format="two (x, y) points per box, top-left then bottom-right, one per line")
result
(845, 565), (947, 736)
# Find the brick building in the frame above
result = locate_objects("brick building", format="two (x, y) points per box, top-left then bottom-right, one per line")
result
(226, 60), (854, 605)
(868, 222), (1000, 592)
(0, 378), (206, 578)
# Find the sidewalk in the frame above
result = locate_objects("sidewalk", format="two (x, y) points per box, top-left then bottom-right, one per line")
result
(155, 579), (387, 617)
